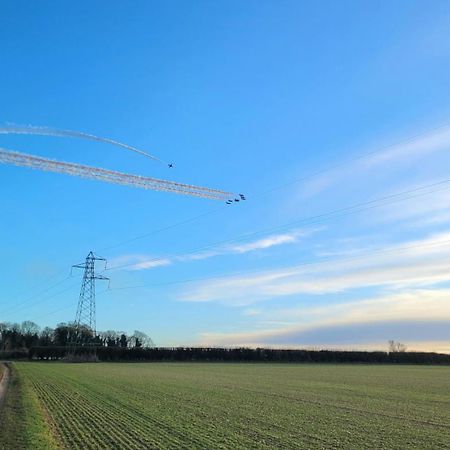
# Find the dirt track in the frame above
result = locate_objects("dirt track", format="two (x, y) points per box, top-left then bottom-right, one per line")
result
(0, 363), (10, 410)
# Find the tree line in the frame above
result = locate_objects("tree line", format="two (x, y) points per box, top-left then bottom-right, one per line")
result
(0, 320), (154, 352)
(2, 321), (449, 365)
(24, 346), (450, 364)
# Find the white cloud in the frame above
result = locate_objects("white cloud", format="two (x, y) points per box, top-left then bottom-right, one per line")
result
(229, 233), (298, 253)
(179, 231), (450, 304)
(108, 254), (172, 271)
(177, 250), (221, 262)
(278, 289), (450, 324)
(130, 258), (172, 270)
(111, 228), (313, 271)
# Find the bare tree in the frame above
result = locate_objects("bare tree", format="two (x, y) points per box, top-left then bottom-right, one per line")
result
(132, 330), (155, 348)
(40, 327), (54, 346)
(21, 321), (40, 336)
(99, 330), (119, 347)
(388, 340), (407, 353)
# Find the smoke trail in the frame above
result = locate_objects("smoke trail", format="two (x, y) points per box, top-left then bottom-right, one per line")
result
(0, 148), (232, 200)
(0, 125), (165, 163)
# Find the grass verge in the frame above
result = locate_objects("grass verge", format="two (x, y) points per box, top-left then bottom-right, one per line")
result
(0, 363), (58, 450)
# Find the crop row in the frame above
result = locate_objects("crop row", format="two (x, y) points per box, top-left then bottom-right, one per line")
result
(16, 363), (450, 449)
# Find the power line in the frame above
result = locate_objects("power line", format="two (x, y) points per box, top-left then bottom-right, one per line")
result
(105, 177), (450, 271)
(7, 121), (450, 310)
(13, 173), (445, 303)
(248, 120), (450, 199)
(0, 279), (81, 320)
(110, 237), (450, 291)
(13, 236), (450, 325)
(98, 206), (225, 252)
(5, 174), (449, 311)
(28, 290), (110, 325)
(99, 120), (450, 266)
(7, 266), (71, 304)
(0, 276), (76, 318)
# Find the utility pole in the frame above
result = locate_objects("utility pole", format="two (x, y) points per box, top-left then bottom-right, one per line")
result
(72, 251), (109, 342)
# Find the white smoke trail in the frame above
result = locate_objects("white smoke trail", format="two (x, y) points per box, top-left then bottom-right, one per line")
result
(0, 125), (165, 163)
(0, 148), (232, 200)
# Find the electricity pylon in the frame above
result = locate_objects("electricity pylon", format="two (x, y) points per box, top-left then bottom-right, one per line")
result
(72, 251), (109, 339)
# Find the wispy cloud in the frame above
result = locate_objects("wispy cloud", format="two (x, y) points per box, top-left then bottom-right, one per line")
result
(363, 126), (450, 167)
(229, 233), (298, 253)
(300, 125), (450, 198)
(108, 254), (172, 270)
(242, 308), (262, 317)
(130, 259), (172, 270)
(376, 186), (450, 227)
(110, 228), (314, 271)
(179, 231), (450, 304)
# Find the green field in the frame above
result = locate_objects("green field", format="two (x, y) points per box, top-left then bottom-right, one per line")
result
(1, 363), (449, 449)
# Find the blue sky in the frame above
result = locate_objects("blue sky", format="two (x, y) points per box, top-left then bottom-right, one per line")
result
(1, 1), (450, 351)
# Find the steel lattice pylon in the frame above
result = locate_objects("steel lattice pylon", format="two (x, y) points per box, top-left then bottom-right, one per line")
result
(72, 251), (109, 338)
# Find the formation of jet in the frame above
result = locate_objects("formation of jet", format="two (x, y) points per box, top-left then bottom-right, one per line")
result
(226, 193), (246, 205)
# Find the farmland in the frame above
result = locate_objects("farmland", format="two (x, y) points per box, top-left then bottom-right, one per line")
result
(1, 363), (450, 449)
